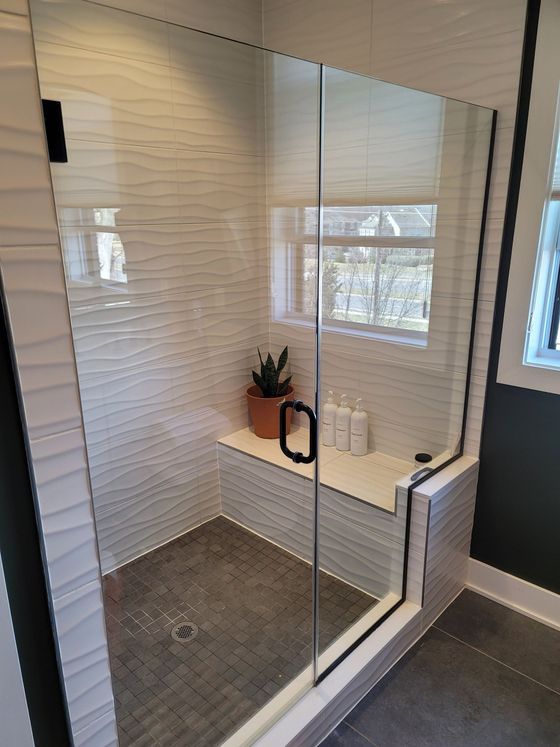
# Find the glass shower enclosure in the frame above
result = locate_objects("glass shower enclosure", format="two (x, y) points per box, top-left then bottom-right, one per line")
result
(30, 0), (495, 743)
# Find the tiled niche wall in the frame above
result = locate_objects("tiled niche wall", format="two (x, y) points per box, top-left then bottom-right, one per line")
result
(0, 2), (117, 744)
(262, 0), (527, 457)
(31, 0), (268, 573)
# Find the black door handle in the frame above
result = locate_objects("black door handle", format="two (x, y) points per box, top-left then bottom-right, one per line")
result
(279, 400), (317, 464)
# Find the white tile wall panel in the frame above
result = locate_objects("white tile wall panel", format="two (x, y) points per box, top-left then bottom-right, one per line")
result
(86, 0), (263, 46)
(31, 0), (170, 65)
(28, 428), (101, 599)
(470, 299), (496, 380)
(263, 0), (373, 74)
(265, 53), (320, 156)
(415, 459), (479, 628)
(78, 346), (261, 447)
(0, 0), (28, 14)
(262, 0), (525, 461)
(62, 223), (268, 303)
(167, 22), (264, 86)
(1, 5), (118, 742)
(463, 375), (488, 457)
(430, 220), (484, 301)
(35, 41), (175, 149)
(0, 11), (58, 246)
(0, 245), (83, 440)
(478, 219), (505, 304)
(369, 0), (525, 117)
(74, 710), (118, 747)
(69, 286), (267, 377)
(89, 430), (206, 516)
(164, 0), (262, 46)
(86, 411), (231, 514)
(52, 139), (182, 227)
(219, 444), (315, 555)
(171, 67), (264, 155)
(176, 151), (265, 223)
(320, 484), (407, 544)
(219, 444), (407, 598)
(53, 580), (115, 734)
(319, 294), (476, 374)
(320, 511), (404, 598)
(405, 488), (430, 606)
(485, 126), (515, 222)
(95, 464), (220, 571)
(366, 418), (450, 465)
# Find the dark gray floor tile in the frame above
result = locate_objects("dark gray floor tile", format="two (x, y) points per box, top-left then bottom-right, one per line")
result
(344, 627), (560, 747)
(105, 516), (375, 746)
(436, 589), (560, 693)
(321, 721), (376, 746)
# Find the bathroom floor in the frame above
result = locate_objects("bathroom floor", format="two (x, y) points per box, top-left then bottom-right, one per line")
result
(321, 589), (560, 746)
(103, 516), (374, 747)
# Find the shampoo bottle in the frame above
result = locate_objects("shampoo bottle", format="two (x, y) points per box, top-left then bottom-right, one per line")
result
(322, 391), (337, 447)
(335, 394), (352, 451)
(351, 398), (368, 456)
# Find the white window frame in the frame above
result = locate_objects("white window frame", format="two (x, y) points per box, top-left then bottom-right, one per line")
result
(497, 0), (560, 394)
(274, 206), (436, 349)
(525, 200), (560, 366)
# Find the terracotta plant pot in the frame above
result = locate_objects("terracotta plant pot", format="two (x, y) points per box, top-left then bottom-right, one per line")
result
(246, 385), (295, 439)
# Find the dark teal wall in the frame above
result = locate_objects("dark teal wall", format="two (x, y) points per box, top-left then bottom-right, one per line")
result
(471, 0), (560, 595)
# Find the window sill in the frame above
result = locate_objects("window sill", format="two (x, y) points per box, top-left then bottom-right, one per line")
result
(274, 314), (428, 349)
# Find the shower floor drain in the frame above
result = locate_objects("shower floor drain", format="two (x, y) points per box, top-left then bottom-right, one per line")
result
(170, 621), (198, 643)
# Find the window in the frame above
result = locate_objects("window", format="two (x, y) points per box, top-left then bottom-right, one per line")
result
(62, 208), (128, 288)
(278, 204), (437, 345)
(497, 0), (560, 394)
(525, 123), (560, 369)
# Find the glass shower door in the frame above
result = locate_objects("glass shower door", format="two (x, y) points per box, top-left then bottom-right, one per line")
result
(30, 0), (322, 740)
(315, 67), (494, 676)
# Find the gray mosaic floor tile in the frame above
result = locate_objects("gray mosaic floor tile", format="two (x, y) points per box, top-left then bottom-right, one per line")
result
(104, 516), (375, 746)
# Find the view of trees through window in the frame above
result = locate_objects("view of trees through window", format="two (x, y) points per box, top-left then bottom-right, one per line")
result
(297, 205), (436, 334)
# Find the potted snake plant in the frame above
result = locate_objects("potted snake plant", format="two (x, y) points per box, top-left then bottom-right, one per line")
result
(246, 347), (294, 438)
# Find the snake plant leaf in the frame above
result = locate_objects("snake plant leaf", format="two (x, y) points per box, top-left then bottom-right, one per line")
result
(252, 370), (268, 393)
(251, 346), (291, 397)
(277, 375), (292, 395)
(277, 346), (288, 375)
(258, 348), (266, 378)
(264, 353), (277, 391)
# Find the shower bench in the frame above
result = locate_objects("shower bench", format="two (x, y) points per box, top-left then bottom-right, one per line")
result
(217, 426), (419, 599)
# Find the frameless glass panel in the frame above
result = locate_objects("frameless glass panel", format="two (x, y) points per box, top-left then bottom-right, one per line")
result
(316, 67), (494, 674)
(30, 0), (320, 742)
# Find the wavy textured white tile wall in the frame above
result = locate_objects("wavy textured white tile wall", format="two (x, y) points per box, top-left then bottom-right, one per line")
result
(0, 11), (58, 246)
(262, 0), (526, 460)
(52, 581), (114, 733)
(0, 245), (83, 440)
(88, 0), (263, 46)
(219, 444), (407, 599)
(415, 458), (479, 628)
(0, 5), (118, 743)
(267, 54), (493, 465)
(32, 0), (268, 575)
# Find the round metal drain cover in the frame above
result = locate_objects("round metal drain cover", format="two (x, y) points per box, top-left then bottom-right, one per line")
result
(171, 621), (198, 643)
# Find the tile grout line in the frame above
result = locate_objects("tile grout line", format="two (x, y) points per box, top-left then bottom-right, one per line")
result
(343, 720), (380, 746)
(432, 624), (560, 698)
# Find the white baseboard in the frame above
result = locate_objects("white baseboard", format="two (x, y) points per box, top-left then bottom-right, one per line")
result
(467, 558), (560, 631)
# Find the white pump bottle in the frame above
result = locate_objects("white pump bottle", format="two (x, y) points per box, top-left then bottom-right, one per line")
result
(351, 398), (368, 456)
(335, 394), (352, 451)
